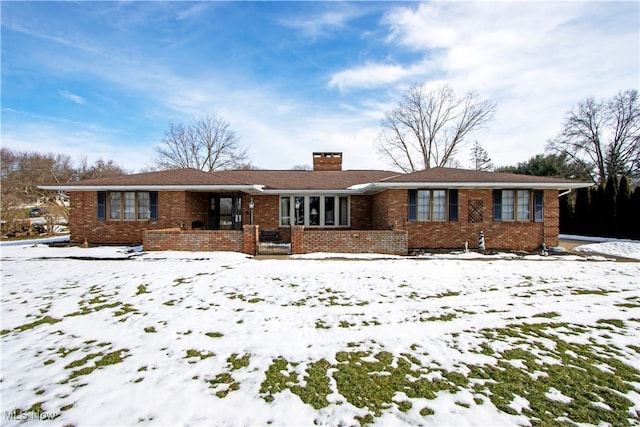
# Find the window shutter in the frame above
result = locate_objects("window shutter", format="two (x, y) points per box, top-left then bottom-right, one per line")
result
(149, 192), (158, 220)
(534, 190), (544, 222)
(448, 189), (458, 222)
(408, 190), (417, 222)
(97, 191), (106, 220)
(493, 189), (502, 221)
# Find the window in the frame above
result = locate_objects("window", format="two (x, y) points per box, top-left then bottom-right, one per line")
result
(104, 191), (157, 221)
(280, 197), (291, 225)
(493, 189), (540, 222)
(123, 192), (135, 220)
(533, 190), (544, 222)
(339, 197), (349, 226)
(137, 192), (150, 220)
(324, 197), (335, 225)
(281, 195), (349, 227)
(109, 192), (121, 220)
(417, 190), (431, 221)
(408, 189), (457, 222)
(433, 190), (446, 221)
(517, 190), (530, 221)
(502, 190), (514, 220)
(448, 190), (459, 222)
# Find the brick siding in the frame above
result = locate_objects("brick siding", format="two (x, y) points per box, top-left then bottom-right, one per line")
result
(69, 187), (559, 252)
(143, 228), (245, 252)
(291, 226), (407, 255)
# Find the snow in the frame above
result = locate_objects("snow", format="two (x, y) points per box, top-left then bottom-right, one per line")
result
(560, 234), (640, 260)
(1, 242), (639, 426)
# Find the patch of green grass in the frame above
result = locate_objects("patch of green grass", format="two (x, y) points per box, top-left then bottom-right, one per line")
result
(469, 323), (639, 426)
(290, 360), (332, 410)
(185, 349), (215, 361)
(597, 318), (624, 328)
(113, 304), (138, 317)
(260, 357), (298, 403)
(571, 288), (609, 295)
(163, 299), (176, 306)
(135, 284), (150, 295)
(533, 311), (560, 318)
(419, 406), (435, 416)
(1, 315), (61, 335)
(205, 331), (224, 338)
(63, 349), (129, 382)
(228, 353), (250, 371)
(423, 313), (457, 322)
(315, 320), (331, 329)
(144, 326), (156, 333)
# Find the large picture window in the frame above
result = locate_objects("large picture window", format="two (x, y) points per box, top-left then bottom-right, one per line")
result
(493, 189), (542, 222)
(280, 195), (349, 227)
(408, 189), (457, 222)
(104, 191), (157, 221)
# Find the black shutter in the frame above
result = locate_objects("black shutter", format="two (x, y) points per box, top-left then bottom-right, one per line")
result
(408, 190), (417, 222)
(97, 191), (106, 220)
(149, 192), (158, 220)
(448, 189), (458, 222)
(493, 189), (502, 222)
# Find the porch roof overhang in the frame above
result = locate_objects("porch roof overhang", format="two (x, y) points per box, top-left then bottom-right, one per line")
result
(39, 184), (266, 194)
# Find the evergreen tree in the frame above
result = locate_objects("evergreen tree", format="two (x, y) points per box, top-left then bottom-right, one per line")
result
(589, 185), (605, 236)
(602, 175), (618, 237)
(470, 140), (493, 171)
(559, 192), (574, 234)
(631, 187), (640, 240)
(616, 176), (631, 238)
(573, 187), (590, 236)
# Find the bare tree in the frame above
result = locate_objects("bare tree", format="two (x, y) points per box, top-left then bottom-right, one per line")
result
(153, 115), (248, 171)
(547, 89), (640, 184)
(1, 148), (76, 236)
(375, 83), (496, 172)
(77, 156), (127, 180)
(470, 140), (493, 171)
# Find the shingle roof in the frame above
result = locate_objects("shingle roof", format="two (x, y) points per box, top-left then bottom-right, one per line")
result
(41, 167), (590, 192)
(381, 167), (582, 184)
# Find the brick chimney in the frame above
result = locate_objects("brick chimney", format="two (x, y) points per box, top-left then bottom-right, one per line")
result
(313, 152), (342, 171)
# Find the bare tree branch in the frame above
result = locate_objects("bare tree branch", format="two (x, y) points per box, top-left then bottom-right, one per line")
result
(153, 115), (247, 172)
(547, 90), (639, 184)
(375, 83), (496, 171)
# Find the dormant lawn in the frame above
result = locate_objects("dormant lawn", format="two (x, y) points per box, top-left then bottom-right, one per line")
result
(1, 243), (639, 426)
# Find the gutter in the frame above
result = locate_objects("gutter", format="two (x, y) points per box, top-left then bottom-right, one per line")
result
(352, 181), (593, 194)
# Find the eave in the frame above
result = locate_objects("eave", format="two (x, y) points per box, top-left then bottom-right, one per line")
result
(352, 181), (593, 195)
(39, 184), (266, 194)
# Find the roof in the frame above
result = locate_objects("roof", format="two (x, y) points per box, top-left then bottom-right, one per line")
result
(40, 167), (591, 194)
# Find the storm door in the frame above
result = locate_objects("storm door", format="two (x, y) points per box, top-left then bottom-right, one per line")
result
(210, 196), (242, 230)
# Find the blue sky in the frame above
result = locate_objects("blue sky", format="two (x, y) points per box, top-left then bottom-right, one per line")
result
(2, 1), (638, 172)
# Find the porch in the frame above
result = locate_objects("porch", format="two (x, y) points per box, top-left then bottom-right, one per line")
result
(143, 225), (408, 256)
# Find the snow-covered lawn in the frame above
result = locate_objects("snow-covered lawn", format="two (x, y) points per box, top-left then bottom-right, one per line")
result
(1, 244), (639, 426)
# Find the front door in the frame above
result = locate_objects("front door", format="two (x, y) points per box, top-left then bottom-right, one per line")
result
(210, 196), (242, 230)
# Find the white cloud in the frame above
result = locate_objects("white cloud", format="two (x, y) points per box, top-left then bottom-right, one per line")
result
(330, 1), (639, 167)
(277, 5), (363, 39)
(59, 90), (85, 105)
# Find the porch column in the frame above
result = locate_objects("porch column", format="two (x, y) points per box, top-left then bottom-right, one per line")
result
(243, 225), (259, 255)
(290, 225), (304, 254)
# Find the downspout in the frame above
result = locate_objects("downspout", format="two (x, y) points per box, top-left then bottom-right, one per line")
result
(558, 189), (571, 198)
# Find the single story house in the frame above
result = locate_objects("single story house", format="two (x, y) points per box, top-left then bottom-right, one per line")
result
(41, 152), (590, 255)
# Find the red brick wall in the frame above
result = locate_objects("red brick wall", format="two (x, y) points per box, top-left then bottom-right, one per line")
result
(143, 228), (244, 252)
(69, 191), (185, 245)
(291, 226), (407, 255)
(401, 188), (559, 251)
(350, 195), (373, 229)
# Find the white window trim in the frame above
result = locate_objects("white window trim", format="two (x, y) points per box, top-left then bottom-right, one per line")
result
(280, 195), (350, 228)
